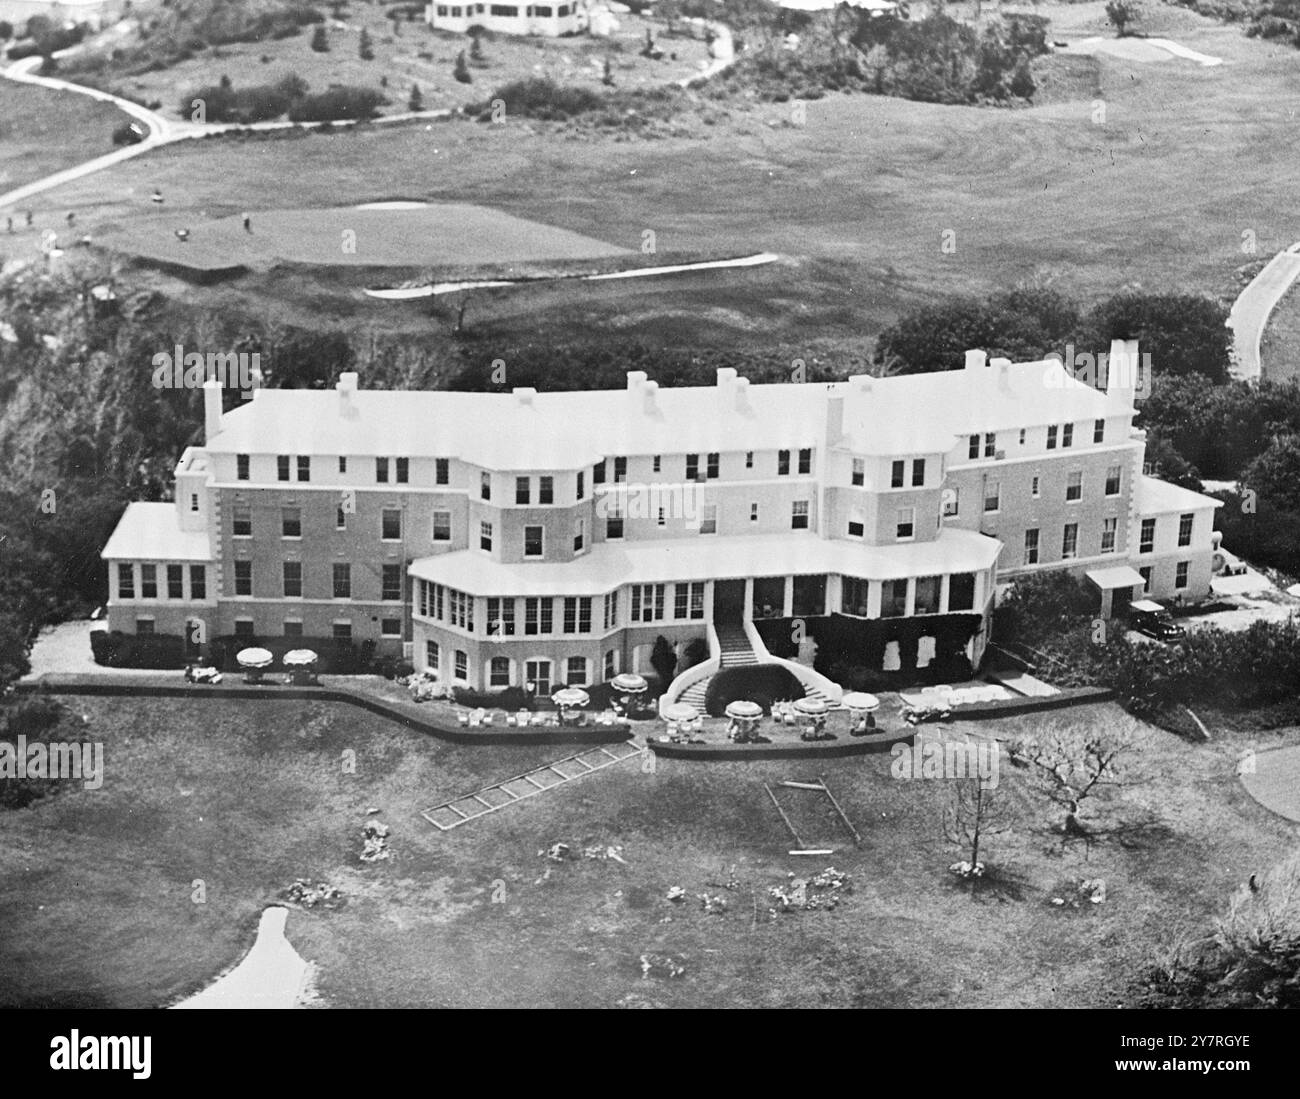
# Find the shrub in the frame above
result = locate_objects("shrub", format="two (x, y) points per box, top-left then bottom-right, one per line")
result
(89, 630), (188, 669)
(288, 86), (386, 122)
(311, 25), (329, 51)
(704, 665), (804, 717)
(0, 696), (69, 810)
(452, 685), (531, 711)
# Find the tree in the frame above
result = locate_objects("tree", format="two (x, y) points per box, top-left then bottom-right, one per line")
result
(359, 28), (374, 60)
(1244, 435), (1300, 513)
(408, 83), (423, 111)
(453, 50), (471, 84)
(1008, 53), (1035, 99)
(943, 779), (1011, 882)
(470, 33), (485, 64)
(1079, 291), (1232, 385)
(1105, 0), (1141, 37)
(311, 25), (329, 52)
(650, 636), (678, 685)
(0, 20), (14, 41)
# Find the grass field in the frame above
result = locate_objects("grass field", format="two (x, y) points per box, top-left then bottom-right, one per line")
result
(1260, 279), (1300, 384)
(0, 81), (131, 199)
(0, 695), (1294, 1008)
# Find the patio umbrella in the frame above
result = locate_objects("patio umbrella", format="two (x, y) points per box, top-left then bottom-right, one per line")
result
(793, 697), (829, 716)
(552, 687), (590, 709)
(724, 700), (764, 720)
(236, 647), (273, 670)
(662, 702), (699, 723)
(611, 673), (648, 695)
(283, 649), (318, 668)
(841, 691), (881, 713)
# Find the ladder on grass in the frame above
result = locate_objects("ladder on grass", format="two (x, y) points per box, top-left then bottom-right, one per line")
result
(420, 739), (646, 830)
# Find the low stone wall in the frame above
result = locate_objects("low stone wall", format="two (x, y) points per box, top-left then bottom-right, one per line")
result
(647, 727), (914, 761)
(943, 685), (1116, 721)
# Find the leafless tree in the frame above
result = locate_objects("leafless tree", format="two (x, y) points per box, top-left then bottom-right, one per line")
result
(943, 778), (1010, 873)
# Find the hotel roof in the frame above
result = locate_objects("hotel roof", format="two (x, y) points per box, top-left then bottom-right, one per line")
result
(408, 528), (1004, 596)
(205, 353), (1131, 470)
(1137, 475), (1224, 515)
(100, 502), (213, 562)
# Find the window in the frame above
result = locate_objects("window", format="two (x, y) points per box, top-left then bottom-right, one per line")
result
(336, 505), (346, 531)
(1178, 513), (1194, 548)
(139, 564), (157, 599)
(425, 641), (440, 670)
(798, 448), (812, 475)
(233, 505), (251, 537)
(778, 450), (791, 476)
(881, 578), (909, 618)
(968, 434), (980, 460)
(333, 563), (351, 599)
(1024, 528), (1039, 565)
(449, 589), (473, 631)
(167, 565), (184, 599)
(851, 458), (864, 486)
(282, 506), (301, 538)
(895, 507), (915, 540)
(657, 508), (666, 527)
(1175, 561), (1190, 589)
(848, 508), (865, 537)
(948, 572), (976, 611)
(912, 458), (925, 487)
(576, 470), (585, 500)
(539, 476), (554, 505)
(604, 592), (618, 630)
(331, 621), (351, 641)
(1094, 418), (1105, 444)
(382, 564), (402, 602)
(339, 457), (347, 475)
(566, 656), (586, 686)
(686, 454), (700, 481)
(235, 619), (255, 638)
(436, 458), (449, 485)
(490, 657), (511, 688)
(1047, 425), (1058, 450)
(562, 597), (592, 635)
(604, 650), (616, 680)
(524, 597), (552, 635)
(652, 455), (661, 473)
(914, 575), (941, 615)
(432, 512), (451, 542)
(525, 659), (551, 695)
(674, 582), (704, 620)
(524, 526), (544, 557)
(118, 563), (134, 599)
(891, 460), (904, 488)
(984, 433), (997, 458)
(614, 457), (627, 484)
(630, 584), (665, 623)
(454, 650), (468, 681)
(190, 493), (199, 513)
(573, 516), (585, 552)
(942, 487), (959, 517)
(842, 576), (870, 616)
(297, 456), (311, 482)
(1101, 517), (1117, 554)
(395, 458), (409, 484)
(1062, 523), (1079, 560)
(382, 509), (401, 541)
(283, 561), (302, 597)
(745, 451), (754, 469)
(1062, 423), (1073, 448)
(379, 618), (400, 638)
(700, 505), (718, 535)
(750, 503), (759, 523)
(1139, 566), (1153, 593)
(284, 620), (303, 638)
(1066, 471), (1082, 502)
(480, 521), (493, 552)
(190, 565), (206, 601)
(1019, 428), (1026, 446)
(1140, 518), (1156, 554)
(1105, 465), (1122, 496)
(593, 461), (605, 485)
(707, 452), (721, 479)
(480, 472), (491, 500)
(376, 457), (389, 483)
(234, 560), (252, 596)
(277, 455), (290, 481)
(791, 501), (809, 530)
(237, 454), (249, 481)
(487, 598), (515, 636)
(1031, 475), (1040, 499)
(984, 480), (1000, 513)
(606, 499), (624, 540)
(516, 477), (530, 505)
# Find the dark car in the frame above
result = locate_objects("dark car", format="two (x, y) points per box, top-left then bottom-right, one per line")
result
(1129, 600), (1185, 642)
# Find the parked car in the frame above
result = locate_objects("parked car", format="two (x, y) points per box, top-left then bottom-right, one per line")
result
(1128, 600), (1185, 641)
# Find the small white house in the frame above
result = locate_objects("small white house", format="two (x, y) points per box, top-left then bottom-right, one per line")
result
(425, 0), (586, 37)
(0, 0), (125, 32)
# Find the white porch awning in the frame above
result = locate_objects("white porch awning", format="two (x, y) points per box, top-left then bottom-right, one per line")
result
(1085, 565), (1145, 590)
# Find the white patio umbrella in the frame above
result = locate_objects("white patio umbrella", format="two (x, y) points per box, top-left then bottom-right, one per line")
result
(662, 702), (699, 723)
(552, 687), (591, 710)
(841, 691), (881, 713)
(236, 647), (273, 670)
(283, 649), (319, 668)
(724, 699), (764, 720)
(793, 697), (829, 717)
(610, 673), (648, 695)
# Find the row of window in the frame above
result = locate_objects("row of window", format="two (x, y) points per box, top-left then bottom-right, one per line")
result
(434, 3), (574, 17)
(967, 418), (1107, 461)
(975, 465), (1125, 515)
(841, 573), (978, 618)
(1017, 514), (1192, 564)
(594, 449), (813, 486)
(117, 563), (207, 600)
(239, 454), (452, 486)
(425, 644), (594, 693)
(229, 560), (405, 600)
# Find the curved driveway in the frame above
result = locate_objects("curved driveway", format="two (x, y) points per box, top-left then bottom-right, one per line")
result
(1228, 243), (1300, 382)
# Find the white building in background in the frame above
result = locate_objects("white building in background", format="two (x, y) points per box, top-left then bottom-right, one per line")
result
(0, 0), (125, 31)
(424, 0), (587, 37)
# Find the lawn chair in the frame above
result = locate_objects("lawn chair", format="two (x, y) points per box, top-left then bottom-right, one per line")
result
(456, 710), (469, 726)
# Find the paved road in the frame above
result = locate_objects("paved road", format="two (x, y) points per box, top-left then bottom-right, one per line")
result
(1228, 243), (1300, 382)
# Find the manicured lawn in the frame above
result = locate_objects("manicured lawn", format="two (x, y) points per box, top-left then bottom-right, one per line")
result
(0, 695), (1292, 1007)
(1260, 278), (1300, 384)
(0, 81), (131, 199)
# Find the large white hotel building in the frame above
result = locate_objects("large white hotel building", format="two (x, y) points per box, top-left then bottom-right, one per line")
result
(101, 342), (1221, 704)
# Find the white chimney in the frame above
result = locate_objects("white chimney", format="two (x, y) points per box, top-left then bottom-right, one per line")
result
(203, 378), (223, 443)
(626, 370), (648, 390)
(513, 387), (537, 406)
(826, 393), (844, 444)
(337, 371), (358, 415)
(642, 379), (659, 415)
(733, 376), (751, 411)
(965, 349), (988, 371)
(716, 366), (737, 394)
(989, 356), (1011, 372)
(1105, 339), (1140, 396)
(850, 374), (873, 392)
